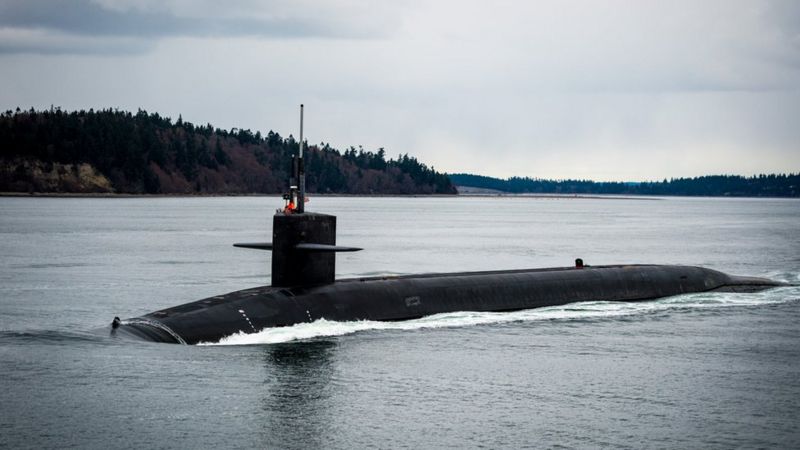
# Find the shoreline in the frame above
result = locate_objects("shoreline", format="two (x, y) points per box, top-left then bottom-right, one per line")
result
(5, 191), (796, 200)
(0, 191), (655, 200)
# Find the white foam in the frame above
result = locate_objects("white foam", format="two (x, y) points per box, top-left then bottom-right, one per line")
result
(199, 286), (799, 346)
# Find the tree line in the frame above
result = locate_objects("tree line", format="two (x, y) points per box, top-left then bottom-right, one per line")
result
(448, 173), (800, 197)
(0, 107), (456, 195)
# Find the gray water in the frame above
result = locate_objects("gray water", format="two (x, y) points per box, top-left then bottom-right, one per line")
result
(1, 195), (799, 449)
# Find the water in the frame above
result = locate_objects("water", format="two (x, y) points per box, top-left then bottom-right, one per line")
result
(1, 195), (799, 448)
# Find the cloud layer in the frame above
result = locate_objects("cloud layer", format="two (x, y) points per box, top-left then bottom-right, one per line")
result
(1, 0), (798, 180)
(0, 0), (402, 53)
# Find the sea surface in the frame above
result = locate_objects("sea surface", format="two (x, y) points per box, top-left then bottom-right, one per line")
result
(1, 195), (799, 449)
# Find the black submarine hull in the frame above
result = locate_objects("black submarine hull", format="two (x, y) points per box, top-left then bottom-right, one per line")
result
(115, 264), (784, 344)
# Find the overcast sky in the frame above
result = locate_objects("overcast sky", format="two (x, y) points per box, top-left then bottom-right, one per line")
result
(1, 0), (798, 181)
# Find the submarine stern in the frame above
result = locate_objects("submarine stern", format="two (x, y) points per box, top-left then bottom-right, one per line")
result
(712, 274), (789, 293)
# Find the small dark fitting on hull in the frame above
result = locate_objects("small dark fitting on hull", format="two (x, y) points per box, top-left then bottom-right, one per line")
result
(112, 106), (787, 344)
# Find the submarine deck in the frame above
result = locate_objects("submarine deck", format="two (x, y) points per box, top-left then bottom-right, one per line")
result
(116, 264), (786, 344)
(147, 264), (782, 317)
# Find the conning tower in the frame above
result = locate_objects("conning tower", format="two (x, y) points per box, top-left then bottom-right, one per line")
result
(233, 105), (361, 287)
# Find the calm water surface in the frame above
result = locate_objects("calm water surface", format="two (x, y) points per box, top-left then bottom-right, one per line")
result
(1, 196), (799, 449)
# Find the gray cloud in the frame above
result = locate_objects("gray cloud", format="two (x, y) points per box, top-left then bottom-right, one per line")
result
(1, 0), (184, 37)
(0, 0), (399, 54)
(0, 0), (797, 180)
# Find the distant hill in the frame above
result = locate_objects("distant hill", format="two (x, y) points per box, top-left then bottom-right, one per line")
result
(448, 173), (800, 198)
(0, 107), (456, 195)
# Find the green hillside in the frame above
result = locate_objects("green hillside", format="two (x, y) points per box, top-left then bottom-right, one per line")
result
(0, 107), (456, 195)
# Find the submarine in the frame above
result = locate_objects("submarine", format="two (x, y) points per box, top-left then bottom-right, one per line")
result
(112, 105), (786, 344)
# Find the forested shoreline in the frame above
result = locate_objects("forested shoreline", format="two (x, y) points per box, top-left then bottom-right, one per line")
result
(0, 107), (455, 195)
(2, 107), (795, 198)
(449, 173), (800, 197)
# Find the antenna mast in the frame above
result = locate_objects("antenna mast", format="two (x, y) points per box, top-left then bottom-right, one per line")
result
(297, 104), (305, 213)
